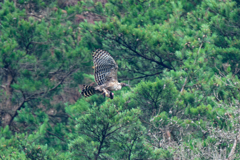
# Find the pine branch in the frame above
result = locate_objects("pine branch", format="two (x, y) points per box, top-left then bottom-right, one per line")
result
(8, 68), (78, 126)
(181, 42), (203, 94)
(0, 85), (6, 89)
(119, 38), (173, 70)
(227, 130), (240, 160)
(128, 136), (138, 160)
(47, 130), (66, 142)
(121, 71), (162, 81)
(180, 77), (188, 94)
(27, 67), (78, 100)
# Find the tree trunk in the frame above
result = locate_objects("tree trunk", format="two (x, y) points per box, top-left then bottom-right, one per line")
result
(1, 70), (14, 127)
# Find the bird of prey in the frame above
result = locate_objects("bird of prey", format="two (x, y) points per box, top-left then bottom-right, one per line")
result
(81, 49), (129, 99)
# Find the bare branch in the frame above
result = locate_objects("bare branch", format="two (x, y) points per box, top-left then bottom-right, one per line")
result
(121, 71), (162, 81)
(47, 130), (66, 142)
(7, 68), (79, 126)
(227, 130), (240, 160)
(180, 77), (188, 94)
(0, 85), (6, 89)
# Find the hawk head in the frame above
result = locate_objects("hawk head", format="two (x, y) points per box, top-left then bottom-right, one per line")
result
(120, 83), (130, 88)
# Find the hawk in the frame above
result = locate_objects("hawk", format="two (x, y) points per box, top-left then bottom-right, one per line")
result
(81, 49), (129, 99)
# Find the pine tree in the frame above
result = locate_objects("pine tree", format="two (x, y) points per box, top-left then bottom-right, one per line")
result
(1, 0), (240, 159)
(0, 0), (91, 128)
(66, 97), (149, 160)
(82, 0), (240, 159)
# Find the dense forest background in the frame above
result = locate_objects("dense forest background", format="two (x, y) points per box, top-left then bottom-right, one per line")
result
(1, 0), (240, 159)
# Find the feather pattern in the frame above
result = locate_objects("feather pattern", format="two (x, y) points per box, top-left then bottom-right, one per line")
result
(93, 49), (118, 85)
(81, 85), (95, 97)
(81, 49), (126, 99)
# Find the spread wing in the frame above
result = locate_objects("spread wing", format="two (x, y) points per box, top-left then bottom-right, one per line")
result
(92, 49), (118, 85)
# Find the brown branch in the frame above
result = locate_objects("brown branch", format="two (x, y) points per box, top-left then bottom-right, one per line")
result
(121, 71), (162, 81)
(181, 42), (203, 94)
(227, 130), (240, 160)
(7, 100), (25, 126)
(127, 44), (173, 70)
(113, 37), (173, 70)
(8, 68), (78, 126)
(128, 136), (138, 160)
(194, 43), (203, 65)
(105, 123), (130, 137)
(31, 41), (49, 45)
(47, 130), (66, 142)
(0, 85), (6, 89)
(27, 68), (78, 101)
(26, 13), (42, 19)
(180, 77), (188, 94)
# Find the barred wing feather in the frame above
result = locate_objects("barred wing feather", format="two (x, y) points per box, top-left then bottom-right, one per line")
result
(92, 49), (118, 85)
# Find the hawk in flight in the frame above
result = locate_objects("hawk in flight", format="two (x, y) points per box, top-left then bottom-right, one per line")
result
(81, 49), (129, 99)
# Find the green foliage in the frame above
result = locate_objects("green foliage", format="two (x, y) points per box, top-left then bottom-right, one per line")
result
(1, 0), (240, 159)
(67, 98), (149, 159)
(0, 0), (92, 127)
(0, 122), (68, 159)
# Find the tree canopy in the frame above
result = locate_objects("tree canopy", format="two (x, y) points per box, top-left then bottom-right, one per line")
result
(1, 0), (240, 159)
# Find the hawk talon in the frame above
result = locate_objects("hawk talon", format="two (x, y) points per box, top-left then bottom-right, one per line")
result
(110, 92), (114, 99)
(102, 92), (105, 98)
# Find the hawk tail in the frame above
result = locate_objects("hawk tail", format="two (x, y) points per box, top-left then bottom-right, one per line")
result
(81, 85), (96, 97)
